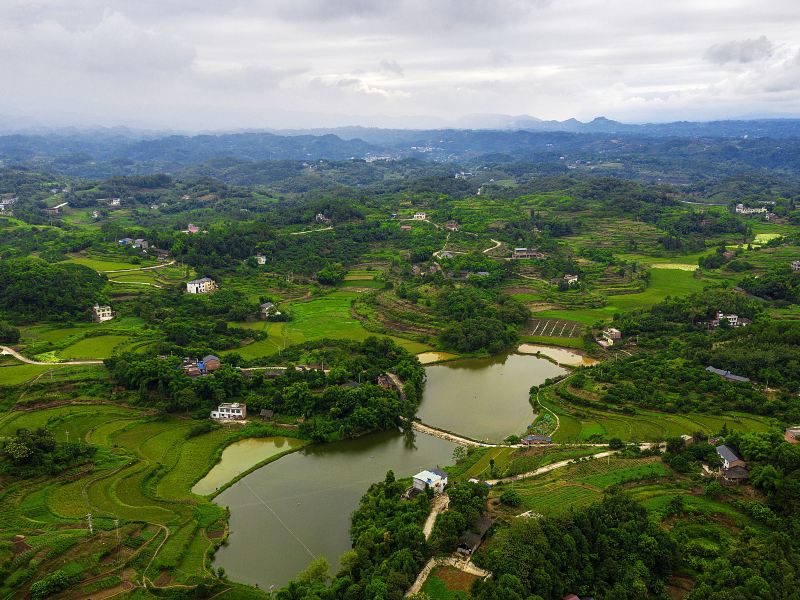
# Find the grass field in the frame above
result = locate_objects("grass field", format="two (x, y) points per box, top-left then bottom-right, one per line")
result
(228, 291), (431, 358)
(0, 359), (96, 386)
(0, 403), (290, 597)
(421, 566), (474, 599)
(57, 335), (132, 360)
(66, 255), (155, 272)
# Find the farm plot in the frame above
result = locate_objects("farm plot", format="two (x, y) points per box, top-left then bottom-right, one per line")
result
(525, 318), (582, 338)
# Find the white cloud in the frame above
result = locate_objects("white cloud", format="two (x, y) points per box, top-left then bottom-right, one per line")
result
(0, 0), (799, 129)
(705, 36), (774, 65)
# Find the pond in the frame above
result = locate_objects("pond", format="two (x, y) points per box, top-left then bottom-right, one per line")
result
(517, 343), (599, 367)
(212, 430), (454, 590)
(192, 437), (305, 496)
(416, 351), (458, 364)
(417, 353), (568, 442)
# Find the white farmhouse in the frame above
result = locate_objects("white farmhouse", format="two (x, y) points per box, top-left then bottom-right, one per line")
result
(412, 468), (448, 493)
(92, 305), (114, 323)
(186, 277), (217, 294)
(211, 402), (247, 420)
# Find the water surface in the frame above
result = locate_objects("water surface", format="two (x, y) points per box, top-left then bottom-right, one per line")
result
(418, 353), (567, 442)
(517, 344), (599, 366)
(192, 437), (304, 496)
(213, 430), (454, 589)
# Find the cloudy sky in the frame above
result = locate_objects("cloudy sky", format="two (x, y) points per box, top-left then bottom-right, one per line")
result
(1, 0), (799, 130)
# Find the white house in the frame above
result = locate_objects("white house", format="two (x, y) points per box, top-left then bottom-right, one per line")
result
(211, 402), (247, 420)
(564, 274), (579, 285)
(254, 255), (267, 265)
(92, 305), (114, 323)
(792, 260), (800, 272)
(412, 468), (448, 493)
(413, 212), (427, 220)
(186, 277), (217, 294)
(110, 197), (122, 206)
(602, 328), (622, 344)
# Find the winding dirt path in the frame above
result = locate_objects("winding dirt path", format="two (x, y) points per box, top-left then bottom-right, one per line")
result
(0, 345), (103, 365)
(482, 239), (503, 254)
(290, 226), (333, 235)
(422, 494), (449, 538)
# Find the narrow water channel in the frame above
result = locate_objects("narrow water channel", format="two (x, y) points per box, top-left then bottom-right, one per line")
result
(417, 352), (567, 442)
(212, 430), (455, 590)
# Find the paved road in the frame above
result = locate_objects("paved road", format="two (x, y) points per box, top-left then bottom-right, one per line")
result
(0, 346), (103, 366)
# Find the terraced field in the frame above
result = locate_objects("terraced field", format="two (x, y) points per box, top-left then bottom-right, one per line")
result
(0, 404), (298, 598)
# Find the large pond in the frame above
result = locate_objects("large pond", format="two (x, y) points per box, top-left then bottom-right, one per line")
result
(417, 352), (568, 442)
(192, 437), (304, 496)
(213, 430), (454, 590)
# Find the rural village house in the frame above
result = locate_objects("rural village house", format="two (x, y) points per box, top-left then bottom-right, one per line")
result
(512, 247), (543, 259)
(211, 402), (246, 420)
(186, 277), (217, 294)
(91, 305), (114, 323)
(412, 468), (448, 493)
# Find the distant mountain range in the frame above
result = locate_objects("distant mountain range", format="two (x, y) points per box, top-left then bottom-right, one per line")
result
(2, 117), (800, 179)
(276, 117), (800, 142)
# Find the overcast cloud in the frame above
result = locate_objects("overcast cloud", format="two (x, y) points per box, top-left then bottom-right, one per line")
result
(1, 0), (799, 130)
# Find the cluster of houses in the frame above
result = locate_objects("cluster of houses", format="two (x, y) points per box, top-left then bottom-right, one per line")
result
(714, 444), (749, 484)
(182, 355), (221, 377)
(0, 196), (17, 212)
(43, 201), (69, 216)
(708, 311), (750, 328)
(522, 434), (552, 445)
(597, 327), (622, 348)
(511, 247), (544, 259)
(186, 277), (217, 294)
(91, 305), (114, 323)
(315, 213), (331, 224)
(734, 203), (767, 215)
(118, 237), (149, 250)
